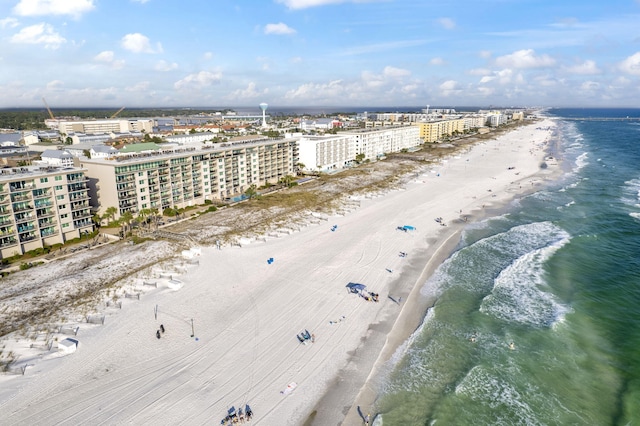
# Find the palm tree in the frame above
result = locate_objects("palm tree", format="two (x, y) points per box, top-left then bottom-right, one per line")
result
(120, 211), (134, 235)
(138, 208), (152, 229)
(104, 206), (117, 225)
(244, 184), (258, 200)
(148, 207), (160, 229)
(279, 175), (295, 188)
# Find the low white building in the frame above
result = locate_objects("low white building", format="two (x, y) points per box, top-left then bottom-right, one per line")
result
(90, 144), (119, 159)
(40, 149), (74, 167)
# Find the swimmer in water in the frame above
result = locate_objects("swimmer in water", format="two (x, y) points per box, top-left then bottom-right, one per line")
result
(509, 342), (515, 350)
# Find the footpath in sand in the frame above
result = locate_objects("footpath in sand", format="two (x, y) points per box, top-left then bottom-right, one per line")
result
(0, 120), (557, 426)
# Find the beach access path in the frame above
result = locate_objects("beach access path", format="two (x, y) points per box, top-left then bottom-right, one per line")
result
(0, 120), (557, 426)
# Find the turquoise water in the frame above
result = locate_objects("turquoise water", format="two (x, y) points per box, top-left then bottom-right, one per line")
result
(373, 109), (640, 425)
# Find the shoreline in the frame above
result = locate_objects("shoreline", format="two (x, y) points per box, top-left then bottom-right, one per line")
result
(319, 122), (562, 425)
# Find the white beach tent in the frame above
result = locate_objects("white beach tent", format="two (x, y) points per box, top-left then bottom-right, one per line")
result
(58, 338), (78, 355)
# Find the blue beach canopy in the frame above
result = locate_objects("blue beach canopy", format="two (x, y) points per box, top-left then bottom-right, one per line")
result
(403, 225), (415, 231)
(346, 282), (366, 291)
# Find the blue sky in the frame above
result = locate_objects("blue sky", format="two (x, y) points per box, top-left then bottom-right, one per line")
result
(1, 0), (640, 109)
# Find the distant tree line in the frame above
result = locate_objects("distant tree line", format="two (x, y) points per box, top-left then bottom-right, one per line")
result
(0, 108), (238, 131)
(0, 111), (49, 130)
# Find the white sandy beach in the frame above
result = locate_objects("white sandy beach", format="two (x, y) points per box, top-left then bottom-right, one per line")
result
(0, 120), (556, 425)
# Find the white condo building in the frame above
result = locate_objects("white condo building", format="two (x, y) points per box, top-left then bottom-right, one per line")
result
(344, 125), (421, 161)
(298, 135), (354, 172)
(298, 126), (421, 172)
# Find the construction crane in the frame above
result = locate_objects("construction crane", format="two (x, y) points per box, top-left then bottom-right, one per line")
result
(42, 97), (55, 120)
(110, 107), (125, 119)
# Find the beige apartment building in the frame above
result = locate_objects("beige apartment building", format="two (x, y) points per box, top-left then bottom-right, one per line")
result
(416, 119), (465, 143)
(80, 139), (298, 219)
(56, 119), (154, 135)
(0, 166), (94, 258)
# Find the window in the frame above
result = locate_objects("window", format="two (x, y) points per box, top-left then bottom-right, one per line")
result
(60, 213), (68, 219)
(55, 185), (63, 190)
(56, 195), (65, 200)
(62, 223), (69, 228)
(40, 177), (48, 183)
(58, 204), (66, 210)
(55, 176), (63, 181)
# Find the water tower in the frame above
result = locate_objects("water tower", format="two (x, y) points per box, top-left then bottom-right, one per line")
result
(259, 102), (268, 128)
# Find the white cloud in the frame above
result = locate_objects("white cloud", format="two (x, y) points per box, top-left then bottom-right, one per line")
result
(285, 79), (345, 101)
(228, 82), (268, 100)
(477, 68), (514, 85)
(479, 50), (492, 59)
(203, 52), (213, 60)
(264, 23), (296, 35)
(155, 60), (178, 71)
(563, 60), (600, 75)
(126, 81), (151, 92)
(131, 0), (151, 3)
(439, 80), (462, 97)
(174, 71), (222, 90)
(618, 52), (640, 75)
(94, 51), (114, 63)
(340, 39), (429, 56)
(121, 33), (162, 54)
(383, 66), (410, 78)
(580, 80), (600, 92)
(46, 80), (64, 91)
(495, 49), (555, 69)
(13, 0), (95, 19)
(469, 68), (492, 76)
(94, 50), (125, 69)
(276, 0), (368, 9)
(437, 17), (456, 30)
(10, 23), (66, 49)
(429, 57), (445, 66)
(0, 18), (19, 29)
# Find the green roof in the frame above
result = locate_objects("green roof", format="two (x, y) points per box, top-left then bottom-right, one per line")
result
(119, 142), (162, 153)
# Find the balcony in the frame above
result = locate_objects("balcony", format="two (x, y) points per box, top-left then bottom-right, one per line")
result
(40, 228), (58, 237)
(36, 209), (55, 218)
(12, 205), (33, 213)
(69, 193), (89, 202)
(0, 239), (18, 248)
(9, 183), (34, 192)
(72, 211), (92, 220)
(67, 184), (88, 193)
(18, 224), (35, 233)
(34, 200), (53, 208)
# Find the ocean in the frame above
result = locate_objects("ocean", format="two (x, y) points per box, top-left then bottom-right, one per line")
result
(372, 108), (640, 425)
